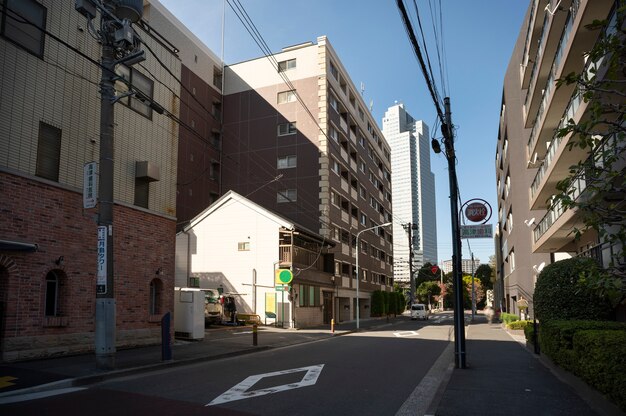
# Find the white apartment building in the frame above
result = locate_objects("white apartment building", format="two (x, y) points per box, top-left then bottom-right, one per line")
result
(383, 103), (438, 283)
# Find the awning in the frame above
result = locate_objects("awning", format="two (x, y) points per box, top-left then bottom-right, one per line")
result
(0, 239), (38, 252)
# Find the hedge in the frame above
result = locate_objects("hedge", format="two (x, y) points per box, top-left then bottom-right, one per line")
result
(507, 320), (529, 330)
(538, 320), (626, 411)
(371, 291), (384, 316)
(534, 257), (611, 322)
(573, 330), (626, 411)
(500, 312), (519, 325)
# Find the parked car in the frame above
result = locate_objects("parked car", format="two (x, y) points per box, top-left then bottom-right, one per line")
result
(410, 303), (429, 320)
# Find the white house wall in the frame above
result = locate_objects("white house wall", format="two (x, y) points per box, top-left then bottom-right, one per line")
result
(189, 199), (291, 319)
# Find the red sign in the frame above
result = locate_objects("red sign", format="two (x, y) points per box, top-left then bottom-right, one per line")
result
(431, 265), (439, 275)
(465, 202), (488, 223)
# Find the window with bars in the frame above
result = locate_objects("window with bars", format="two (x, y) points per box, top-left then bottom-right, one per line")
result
(277, 122), (297, 136)
(1, 0), (46, 57)
(36, 122), (61, 182)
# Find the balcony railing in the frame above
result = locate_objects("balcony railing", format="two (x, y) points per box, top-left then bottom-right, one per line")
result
(532, 131), (619, 243)
(280, 245), (325, 271)
(529, 90), (583, 198)
(527, 2), (580, 155)
(521, 0), (540, 76)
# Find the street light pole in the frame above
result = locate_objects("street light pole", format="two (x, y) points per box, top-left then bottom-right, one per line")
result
(356, 222), (392, 330)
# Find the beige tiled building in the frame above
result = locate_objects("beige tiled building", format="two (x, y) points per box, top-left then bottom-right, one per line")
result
(0, 0), (183, 361)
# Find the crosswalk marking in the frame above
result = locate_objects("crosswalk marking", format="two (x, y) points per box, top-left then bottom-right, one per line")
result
(207, 364), (325, 406)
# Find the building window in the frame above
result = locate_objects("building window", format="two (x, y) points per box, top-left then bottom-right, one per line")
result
(44, 271), (59, 316)
(189, 277), (200, 288)
(277, 189), (297, 203)
(331, 159), (340, 175)
(277, 155), (297, 169)
(238, 242), (250, 251)
(299, 284), (319, 307)
(213, 66), (223, 89)
(116, 65), (154, 119)
(331, 191), (340, 206)
(278, 122), (297, 136)
(329, 60), (338, 80)
(212, 101), (221, 119)
(134, 179), (149, 208)
(358, 107), (364, 121)
(360, 213), (367, 226)
(508, 249), (515, 273)
(329, 94), (338, 112)
(36, 122), (61, 182)
(359, 185), (367, 199)
(149, 278), (162, 315)
(278, 58), (296, 72)
(329, 126), (339, 142)
(1, 0), (46, 57)
(278, 90), (296, 104)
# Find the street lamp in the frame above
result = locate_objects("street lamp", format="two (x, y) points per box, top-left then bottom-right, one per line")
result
(355, 222), (392, 329)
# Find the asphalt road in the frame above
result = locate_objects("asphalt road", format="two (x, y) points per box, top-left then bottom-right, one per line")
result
(1, 313), (454, 416)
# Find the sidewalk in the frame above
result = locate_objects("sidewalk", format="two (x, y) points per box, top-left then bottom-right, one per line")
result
(429, 316), (624, 416)
(0, 316), (393, 398)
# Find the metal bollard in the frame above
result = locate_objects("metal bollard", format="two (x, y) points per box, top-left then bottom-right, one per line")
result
(253, 323), (258, 346)
(161, 312), (172, 361)
(331, 318), (335, 334)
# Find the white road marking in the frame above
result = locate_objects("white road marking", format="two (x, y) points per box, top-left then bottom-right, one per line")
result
(0, 387), (86, 404)
(394, 331), (420, 337)
(207, 364), (324, 406)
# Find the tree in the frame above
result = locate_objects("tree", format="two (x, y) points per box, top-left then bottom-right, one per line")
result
(463, 275), (484, 310)
(552, 6), (626, 307)
(475, 264), (494, 290)
(416, 262), (438, 286)
(416, 281), (441, 308)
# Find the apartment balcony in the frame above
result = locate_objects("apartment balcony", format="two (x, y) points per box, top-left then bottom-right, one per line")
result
(279, 245), (325, 271)
(520, 0), (547, 88)
(529, 90), (587, 210)
(531, 132), (620, 252)
(525, 0), (615, 161)
(523, 0), (574, 127)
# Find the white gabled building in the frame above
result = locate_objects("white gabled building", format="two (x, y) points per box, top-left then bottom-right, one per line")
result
(176, 191), (338, 328)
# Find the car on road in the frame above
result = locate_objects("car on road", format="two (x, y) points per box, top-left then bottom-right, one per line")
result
(410, 303), (429, 320)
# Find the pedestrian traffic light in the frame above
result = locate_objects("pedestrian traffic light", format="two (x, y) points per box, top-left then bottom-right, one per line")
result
(275, 269), (293, 284)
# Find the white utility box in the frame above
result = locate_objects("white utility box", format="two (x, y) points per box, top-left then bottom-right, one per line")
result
(174, 287), (205, 340)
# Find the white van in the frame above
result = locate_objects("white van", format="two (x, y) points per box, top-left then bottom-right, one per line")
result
(410, 303), (429, 320)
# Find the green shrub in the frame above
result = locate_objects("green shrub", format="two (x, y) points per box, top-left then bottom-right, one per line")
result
(507, 320), (529, 330)
(534, 257), (611, 322)
(382, 291), (390, 315)
(540, 320), (626, 370)
(394, 292), (406, 314)
(524, 322), (535, 344)
(388, 292), (398, 316)
(371, 291), (384, 317)
(573, 330), (626, 412)
(500, 312), (519, 324)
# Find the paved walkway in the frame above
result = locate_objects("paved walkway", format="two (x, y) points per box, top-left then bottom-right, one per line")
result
(430, 317), (624, 416)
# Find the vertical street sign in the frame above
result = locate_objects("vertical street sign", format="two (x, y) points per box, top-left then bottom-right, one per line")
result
(83, 162), (97, 209)
(97, 226), (107, 294)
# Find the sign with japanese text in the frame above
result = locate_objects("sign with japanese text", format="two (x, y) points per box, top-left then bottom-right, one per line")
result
(83, 162), (97, 209)
(97, 226), (107, 294)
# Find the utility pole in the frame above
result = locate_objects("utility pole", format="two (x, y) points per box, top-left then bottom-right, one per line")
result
(471, 253), (476, 320)
(95, 0), (117, 371)
(76, 0), (144, 370)
(443, 97), (466, 369)
(406, 223), (415, 304)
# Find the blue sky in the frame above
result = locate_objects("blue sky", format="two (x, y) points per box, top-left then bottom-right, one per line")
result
(159, 0), (530, 266)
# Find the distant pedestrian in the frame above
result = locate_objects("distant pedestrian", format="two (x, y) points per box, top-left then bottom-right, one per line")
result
(485, 306), (494, 324)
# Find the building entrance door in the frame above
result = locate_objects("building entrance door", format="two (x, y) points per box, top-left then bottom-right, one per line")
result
(323, 291), (332, 324)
